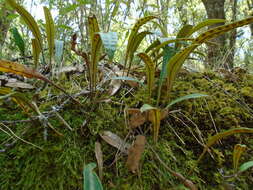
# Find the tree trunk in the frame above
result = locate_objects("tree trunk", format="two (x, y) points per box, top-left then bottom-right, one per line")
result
(226, 0), (238, 70)
(201, 0), (226, 69)
(0, 2), (14, 56)
(247, 0), (253, 36)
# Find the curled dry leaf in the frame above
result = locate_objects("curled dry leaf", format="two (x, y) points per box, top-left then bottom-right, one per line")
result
(126, 135), (146, 173)
(100, 131), (130, 154)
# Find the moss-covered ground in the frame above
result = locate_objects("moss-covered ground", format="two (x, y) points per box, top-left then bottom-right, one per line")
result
(0, 70), (253, 190)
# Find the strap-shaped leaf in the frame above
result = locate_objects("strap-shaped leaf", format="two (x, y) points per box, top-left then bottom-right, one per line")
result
(90, 34), (102, 91)
(239, 161), (253, 173)
(233, 144), (247, 171)
(166, 44), (198, 96)
(43, 7), (55, 64)
(165, 93), (208, 109)
(32, 38), (41, 69)
(98, 32), (118, 61)
(137, 53), (155, 103)
(7, 0), (43, 50)
(150, 38), (193, 56)
(148, 108), (161, 143)
(83, 163), (103, 190)
(189, 19), (225, 35)
(195, 17), (253, 43)
(125, 16), (157, 71)
(175, 25), (193, 49)
(88, 15), (101, 92)
(165, 17), (253, 97)
(197, 128), (253, 165)
(10, 27), (25, 55)
(127, 31), (152, 69)
(88, 15), (100, 43)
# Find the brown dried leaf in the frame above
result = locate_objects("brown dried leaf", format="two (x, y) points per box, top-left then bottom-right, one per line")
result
(129, 112), (147, 128)
(100, 131), (130, 154)
(95, 142), (103, 180)
(126, 135), (146, 173)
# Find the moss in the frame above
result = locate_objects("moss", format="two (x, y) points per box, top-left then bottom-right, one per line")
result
(1, 72), (253, 189)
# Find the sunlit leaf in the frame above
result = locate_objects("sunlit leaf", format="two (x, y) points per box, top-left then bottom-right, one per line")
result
(83, 163), (103, 190)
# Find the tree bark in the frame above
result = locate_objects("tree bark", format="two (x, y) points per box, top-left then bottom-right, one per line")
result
(201, 0), (226, 69)
(227, 0), (238, 70)
(0, 2), (14, 56)
(247, 0), (253, 36)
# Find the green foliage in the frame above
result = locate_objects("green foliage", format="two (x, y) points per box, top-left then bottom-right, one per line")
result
(10, 27), (25, 55)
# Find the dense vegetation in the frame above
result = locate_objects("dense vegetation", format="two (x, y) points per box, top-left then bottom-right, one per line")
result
(1, 0), (253, 189)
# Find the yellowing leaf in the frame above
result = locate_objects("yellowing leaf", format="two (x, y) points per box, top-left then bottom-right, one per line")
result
(7, 0), (43, 50)
(43, 6), (55, 64)
(88, 15), (100, 42)
(0, 60), (79, 104)
(0, 60), (45, 80)
(233, 144), (247, 171)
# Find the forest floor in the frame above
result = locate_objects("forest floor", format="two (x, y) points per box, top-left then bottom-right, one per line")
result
(0, 69), (253, 190)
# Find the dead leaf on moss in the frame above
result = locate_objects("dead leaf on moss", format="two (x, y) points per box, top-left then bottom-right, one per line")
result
(95, 142), (103, 180)
(100, 131), (130, 154)
(126, 135), (146, 173)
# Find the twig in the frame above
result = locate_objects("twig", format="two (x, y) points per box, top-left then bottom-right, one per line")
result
(147, 142), (198, 190)
(0, 123), (43, 151)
